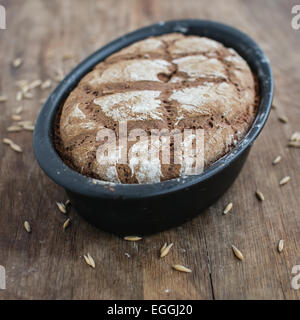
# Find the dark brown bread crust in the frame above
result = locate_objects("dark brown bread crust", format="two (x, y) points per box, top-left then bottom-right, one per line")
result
(54, 33), (258, 184)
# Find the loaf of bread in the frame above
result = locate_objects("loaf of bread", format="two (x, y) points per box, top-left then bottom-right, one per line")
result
(55, 33), (258, 184)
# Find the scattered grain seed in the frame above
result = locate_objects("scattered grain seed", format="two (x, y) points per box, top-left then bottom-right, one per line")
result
(12, 114), (22, 121)
(278, 239), (284, 253)
(160, 242), (167, 255)
(10, 142), (22, 152)
(16, 91), (23, 101)
(84, 253), (95, 268)
(63, 218), (71, 230)
(255, 190), (265, 201)
(41, 79), (52, 90)
(160, 243), (174, 258)
(0, 95), (7, 102)
(223, 202), (233, 214)
(124, 236), (142, 241)
(13, 57), (22, 68)
(3, 138), (13, 145)
(279, 176), (290, 186)
(15, 106), (23, 114)
(272, 155), (281, 165)
(278, 116), (288, 123)
(231, 245), (244, 261)
(56, 201), (67, 214)
(24, 221), (31, 233)
(3, 138), (22, 152)
(23, 124), (35, 131)
(172, 264), (192, 273)
(87, 253), (95, 268)
(7, 125), (22, 132)
(29, 79), (42, 89)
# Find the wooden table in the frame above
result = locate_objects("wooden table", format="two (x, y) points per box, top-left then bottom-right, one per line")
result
(0, 0), (299, 300)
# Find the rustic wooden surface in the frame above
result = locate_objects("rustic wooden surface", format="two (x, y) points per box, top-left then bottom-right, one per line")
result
(0, 0), (299, 300)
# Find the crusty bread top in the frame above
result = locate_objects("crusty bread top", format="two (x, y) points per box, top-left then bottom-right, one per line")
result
(57, 33), (257, 184)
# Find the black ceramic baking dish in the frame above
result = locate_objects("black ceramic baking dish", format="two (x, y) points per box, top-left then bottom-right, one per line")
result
(33, 20), (273, 236)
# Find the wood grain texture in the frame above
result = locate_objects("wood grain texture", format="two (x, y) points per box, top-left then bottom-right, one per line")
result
(0, 0), (299, 300)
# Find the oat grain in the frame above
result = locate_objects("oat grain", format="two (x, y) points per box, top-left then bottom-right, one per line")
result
(278, 239), (284, 253)
(56, 202), (67, 214)
(24, 221), (31, 233)
(279, 176), (290, 186)
(172, 264), (192, 273)
(232, 245), (244, 261)
(124, 236), (142, 241)
(160, 243), (174, 258)
(223, 202), (233, 214)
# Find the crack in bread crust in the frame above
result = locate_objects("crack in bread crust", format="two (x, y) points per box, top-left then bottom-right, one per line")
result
(55, 33), (259, 184)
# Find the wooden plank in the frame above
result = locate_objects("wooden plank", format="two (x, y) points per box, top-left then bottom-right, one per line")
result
(0, 0), (299, 300)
